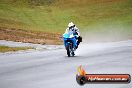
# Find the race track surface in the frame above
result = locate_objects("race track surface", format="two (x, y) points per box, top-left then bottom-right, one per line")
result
(0, 40), (132, 88)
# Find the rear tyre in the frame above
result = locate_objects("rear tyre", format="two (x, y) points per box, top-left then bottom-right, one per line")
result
(72, 51), (75, 56)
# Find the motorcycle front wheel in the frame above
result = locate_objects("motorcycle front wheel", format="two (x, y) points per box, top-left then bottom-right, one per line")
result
(66, 44), (71, 57)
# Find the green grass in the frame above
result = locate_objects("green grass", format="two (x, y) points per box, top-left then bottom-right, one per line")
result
(0, 45), (32, 53)
(0, 0), (132, 34)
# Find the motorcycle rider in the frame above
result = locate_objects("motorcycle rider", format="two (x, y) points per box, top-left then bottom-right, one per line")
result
(65, 22), (82, 49)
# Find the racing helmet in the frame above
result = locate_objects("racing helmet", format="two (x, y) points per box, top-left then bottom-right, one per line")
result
(68, 22), (74, 27)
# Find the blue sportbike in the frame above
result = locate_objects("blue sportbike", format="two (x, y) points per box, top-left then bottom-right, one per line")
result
(63, 33), (77, 57)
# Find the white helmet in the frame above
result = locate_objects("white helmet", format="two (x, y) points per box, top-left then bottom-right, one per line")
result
(68, 22), (74, 27)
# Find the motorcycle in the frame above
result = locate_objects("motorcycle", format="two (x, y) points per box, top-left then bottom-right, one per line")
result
(63, 33), (77, 57)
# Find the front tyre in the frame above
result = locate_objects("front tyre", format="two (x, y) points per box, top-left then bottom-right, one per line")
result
(66, 44), (70, 57)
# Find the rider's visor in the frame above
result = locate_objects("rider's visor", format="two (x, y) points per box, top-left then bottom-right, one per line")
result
(69, 26), (74, 29)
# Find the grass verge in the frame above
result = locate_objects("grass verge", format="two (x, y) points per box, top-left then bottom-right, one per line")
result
(0, 27), (62, 45)
(0, 45), (32, 53)
(0, 0), (131, 43)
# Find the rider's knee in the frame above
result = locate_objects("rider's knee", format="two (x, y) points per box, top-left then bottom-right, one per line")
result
(78, 36), (82, 42)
